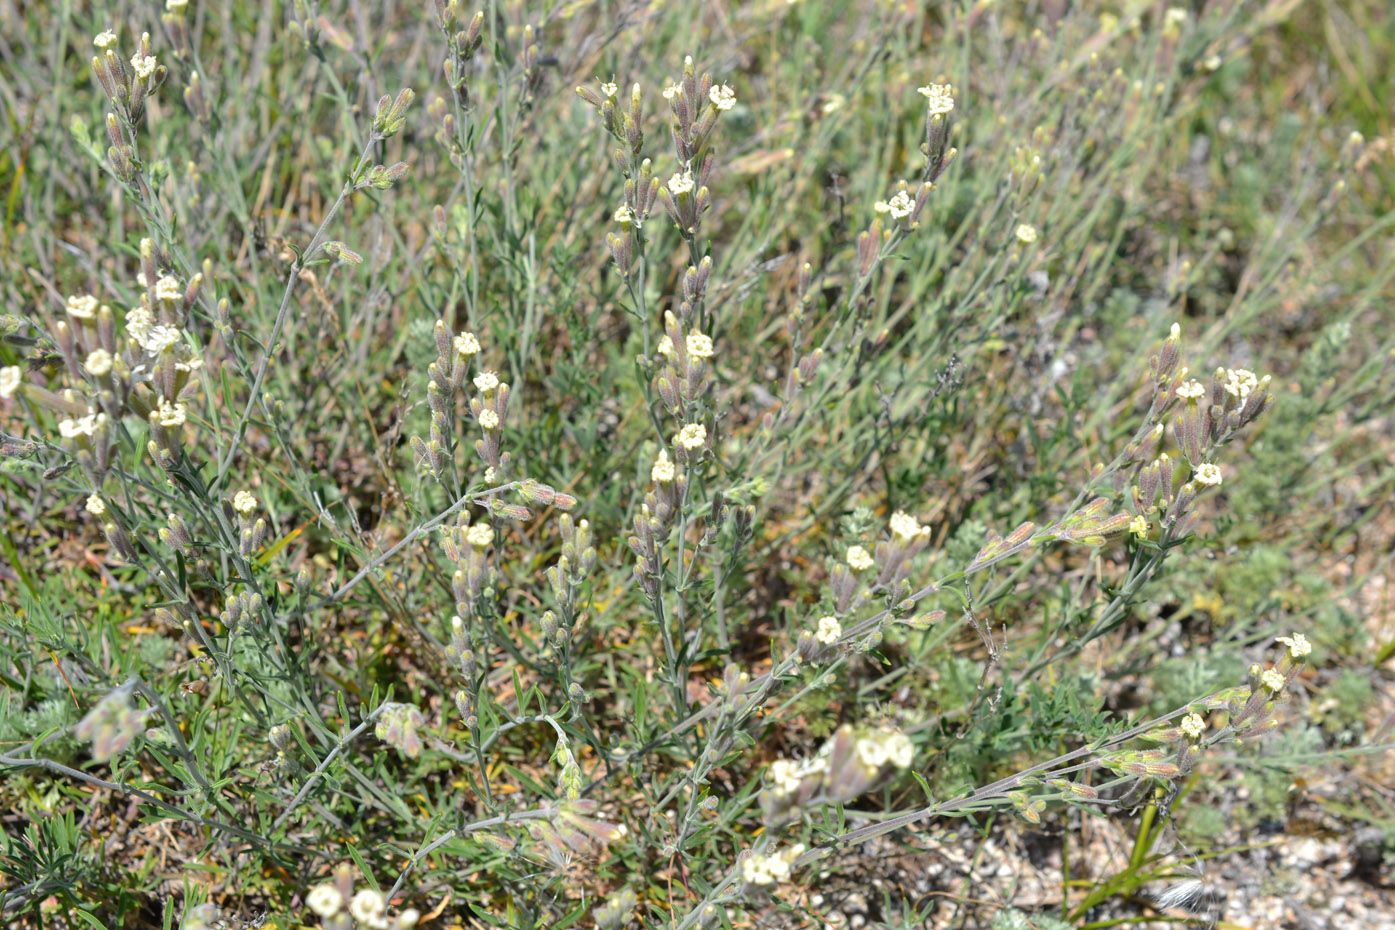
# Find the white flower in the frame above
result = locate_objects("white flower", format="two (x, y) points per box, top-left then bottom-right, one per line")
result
(473, 370), (499, 393)
(1176, 380), (1206, 400)
(845, 546), (874, 572)
(882, 729), (914, 769)
(142, 324), (182, 355)
(917, 82), (955, 116)
(1015, 223), (1038, 244)
(656, 335), (675, 358)
(347, 889), (385, 925)
(662, 81), (682, 100)
(1193, 463), (1222, 487)
(131, 53), (157, 81)
(466, 523), (493, 549)
(1223, 368), (1260, 400)
(686, 330), (714, 359)
(67, 294), (99, 319)
(855, 735), (889, 768)
(94, 30), (117, 49)
(84, 349), (114, 376)
(166, 0), (188, 9)
(59, 412), (106, 438)
(1179, 713), (1206, 740)
(124, 306), (154, 345)
(1164, 7), (1189, 27)
(613, 205), (635, 224)
(599, 81), (618, 97)
(651, 449), (675, 483)
(885, 189), (914, 219)
(709, 84), (736, 110)
(741, 844), (805, 886)
(232, 490), (258, 515)
(151, 398), (187, 427)
(768, 759), (803, 797)
(1260, 668), (1286, 692)
(1276, 632), (1311, 658)
(676, 423), (706, 451)
(155, 275), (183, 302)
(0, 366), (20, 399)
(86, 495), (107, 516)
(305, 885), (343, 918)
(454, 332), (481, 357)
(667, 170), (695, 196)
(815, 615), (841, 645)
(478, 408), (500, 430)
(398, 909), (421, 929)
(889, 510), (927, 542)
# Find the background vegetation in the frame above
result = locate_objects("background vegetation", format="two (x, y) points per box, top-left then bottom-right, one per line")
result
(1, 0), (1392, 928)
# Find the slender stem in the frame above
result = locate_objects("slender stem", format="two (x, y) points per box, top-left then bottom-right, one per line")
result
(213, 135), (380, 491)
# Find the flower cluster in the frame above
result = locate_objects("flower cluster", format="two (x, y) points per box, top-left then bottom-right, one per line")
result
(304, 867), (419, 930)
(74, 686), (147, 763)
(409, 320), (491, 484)
(761, 723), (916, 826)
(374, 702), (426, 759)
(740, 842), (805, 888)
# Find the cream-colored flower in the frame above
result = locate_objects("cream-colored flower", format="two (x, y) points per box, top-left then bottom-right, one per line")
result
(232, 490), (258, 515)
(1276, 632), (1311, 658)
(855, 734), (889, 768)
(599, 81), (618, 97)
(889, 510), (927, 541)
(142, 324), (182, 354)
(1179, 712), (1206, 740)
(166, 0), (188, 10)
(676, 423), (706, 450)
(1193, 463), (1222, 487)
(1015, 223), (1038, 244)
(466, 523), (492, 549)
(478, 408), (500, 430)
(305, 885), (343, 918)
(348, 889), (385, 925)
(398, 908), (421, 929)
(887, 730), (914, 768)
(846, 545), (875, 572)
(709, 84), (736, 111)
(662, 81), (682, 100)
(151, 398), (187, 427)
(1129, 514), (1148, 539)
(1222, 368), (1259, 401)
(154, 275), (183, 302)
(59, 412), (106, 438)
(668, 170), (695, 196)
(94, 30), (117, 48)
(1176, 380), (1206, 400)
(86, 495), (107, 516)
(686, 330), (714, 359)
(473, 370), (499, 393)
(1260, 668), (1286, 692)
(815, 615), (841, 645)
(124, 306), (154, 345)
(0, 366), (20, 399)
(651, 449), (676, 483)
(67, 294), (99, 319)
(85, 349), (114, 376)
(613, 205), (635, 224)
(656, 334), (675, 358)
(886, 189), (914, 219)
(453, 333), (481, 360)
(131, 52), (157, 81)
(917, 82), (955, 116)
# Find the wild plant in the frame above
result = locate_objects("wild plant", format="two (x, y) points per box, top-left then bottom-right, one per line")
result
(0, 2), (1391, 929)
